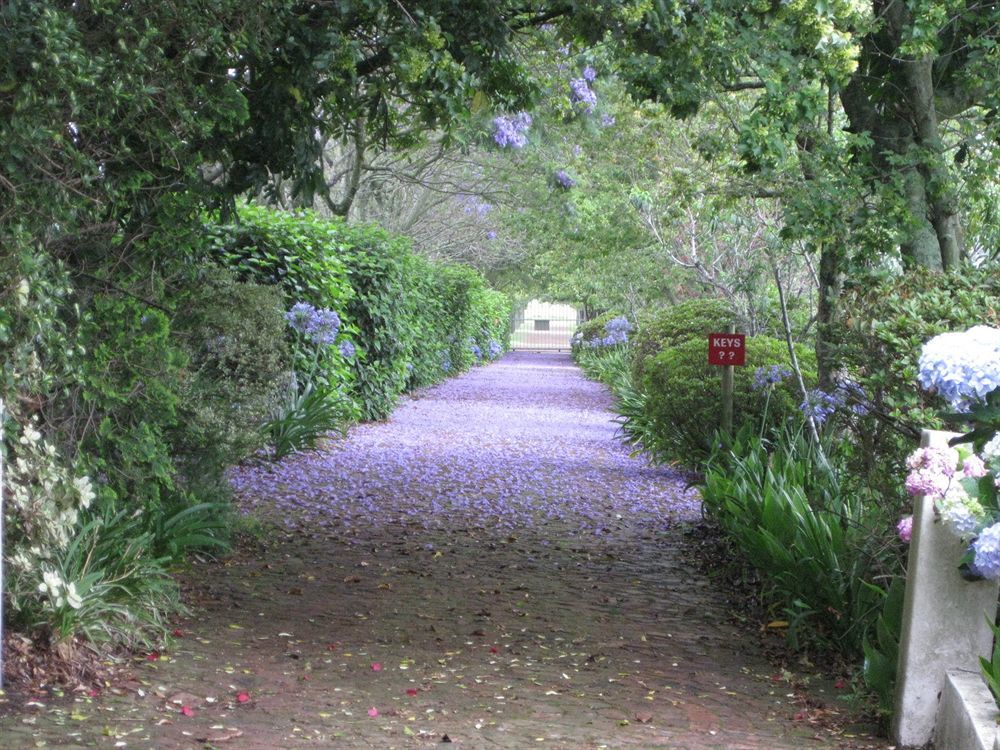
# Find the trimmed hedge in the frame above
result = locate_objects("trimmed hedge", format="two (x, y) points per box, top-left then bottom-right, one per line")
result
(642, 335), (816, 462)
(631, 299), (736, 385)
(209, 205), (511, 420)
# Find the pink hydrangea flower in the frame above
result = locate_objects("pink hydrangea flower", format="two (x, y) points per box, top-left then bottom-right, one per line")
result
(962, 454), (988, 479)
(897, 516), (913, 543)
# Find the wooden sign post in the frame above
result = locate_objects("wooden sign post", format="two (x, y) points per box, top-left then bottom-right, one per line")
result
(708, 329), (745, 435)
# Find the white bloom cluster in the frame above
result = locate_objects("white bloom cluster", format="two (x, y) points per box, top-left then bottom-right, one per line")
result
(38, 569), (83, 610)
(917, 325), (1000, 410)
(7, 417), (96, 606)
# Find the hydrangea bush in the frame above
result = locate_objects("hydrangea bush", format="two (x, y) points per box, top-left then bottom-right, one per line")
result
(900, 326), (1000, 579)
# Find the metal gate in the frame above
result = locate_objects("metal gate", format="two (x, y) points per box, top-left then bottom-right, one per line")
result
(510, 303), (581, 351)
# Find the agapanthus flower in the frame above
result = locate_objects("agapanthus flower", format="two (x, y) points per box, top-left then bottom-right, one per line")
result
(972, 522), (1000, 579)
(917, 325), (1000, 411)
(339, 341), (356, 359)
(305, 308), (341, 345)
(486, 230), (497, 241)
(582, 65), (597, 82)
(835, 380), (871, 416)
(799, 388), (843, 426)
(601, 114), (616, 127)
(285, 302), (317, 335)
(752, 365), (792, 391)
(569, 78), (597, 113)
(487, 340), (503, 359)
(470, 340), (483, 360)
(897, 515), (913, 543)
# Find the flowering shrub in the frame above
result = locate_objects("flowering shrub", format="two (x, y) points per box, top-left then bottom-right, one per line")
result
(917, 326), (1000, 411)
(899, 325), (1000, 577)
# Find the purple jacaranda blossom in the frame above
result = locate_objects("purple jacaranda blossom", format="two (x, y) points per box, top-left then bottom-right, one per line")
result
(229, 352), (700, 543)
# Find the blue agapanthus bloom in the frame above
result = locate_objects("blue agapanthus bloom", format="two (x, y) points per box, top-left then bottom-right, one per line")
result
(470, 340), (483, 360)
(286, 302), (341, 346)
(441, 350), (452, 373)
(835, 379), (871, 415)
(972, 522), (1000, 579)
(339, 340), (356, 358)
(752, 365), (792, 391)
(799, 388), (843, 426)
(918, 326), (1000, 411)
(488, 340), (503, 359)
(600, 316), (632, 346)
(582, 65), (597, 82)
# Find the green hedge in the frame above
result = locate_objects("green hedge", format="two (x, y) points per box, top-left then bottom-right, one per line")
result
(642, 335), (816, 462)
(209, 204), (511, 420)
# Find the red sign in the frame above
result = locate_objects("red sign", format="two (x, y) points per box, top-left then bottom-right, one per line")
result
(708, 333), (746, 366)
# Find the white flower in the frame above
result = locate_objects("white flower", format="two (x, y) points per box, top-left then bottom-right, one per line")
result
(73, 475), (95, 508)
(984, 434), (1000, 463)
(65, 583), (83, 610)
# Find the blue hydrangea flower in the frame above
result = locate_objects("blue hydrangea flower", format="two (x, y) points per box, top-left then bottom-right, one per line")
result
(752, 365), (792, 391)
(918, 326), (1000, 411)
(339, 341), (356, 358)
(972, 522), (1000, 579)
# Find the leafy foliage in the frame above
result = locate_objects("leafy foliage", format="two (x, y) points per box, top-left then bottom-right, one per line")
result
(631, 299), (736, 385)
(702, 427), (897, 657)
(264, 383), (353, 461)
(642, 336), (816, 462)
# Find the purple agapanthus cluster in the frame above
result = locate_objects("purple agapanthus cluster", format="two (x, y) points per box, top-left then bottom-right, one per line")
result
(487, 340), (503, 359)
(601, 316), (632, 347)
(601, 114), (616, 128)
(286, 302), (341, 346)
(339, 340), (356, 359)
(554, 169), (576, 189)
(752, 365), (792, 391)
(469, 339), (483, 361)
(799, 388), (842, 426)
(569, 77), (597, 113)
(582, 65), (597, 82)
(492, 112), (532, 149)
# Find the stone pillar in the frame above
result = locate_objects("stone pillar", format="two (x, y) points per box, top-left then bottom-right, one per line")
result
(892, 430), (1000, 747)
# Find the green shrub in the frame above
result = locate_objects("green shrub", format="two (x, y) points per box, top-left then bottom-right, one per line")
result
(642, 335), (815, 463)
(631, 298), (736, 384)
(171, 267), (293, 487)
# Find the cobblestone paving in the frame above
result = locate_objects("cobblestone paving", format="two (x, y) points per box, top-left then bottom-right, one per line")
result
(0, 352), (889, 749)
